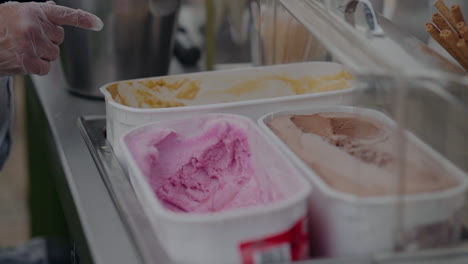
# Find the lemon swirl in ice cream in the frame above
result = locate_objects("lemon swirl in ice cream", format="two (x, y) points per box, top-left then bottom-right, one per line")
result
(107, 78), (201, 108)
(106, 70), (353, 109)
(204, 71), (352, 97)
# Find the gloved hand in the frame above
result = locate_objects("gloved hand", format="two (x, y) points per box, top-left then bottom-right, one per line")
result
(0, 1), (103, 76)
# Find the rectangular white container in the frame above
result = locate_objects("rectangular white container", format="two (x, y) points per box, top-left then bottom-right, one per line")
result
(120, 114), (312, 264)
(100, 62), (354, 159)
(258, 106), (468, 257)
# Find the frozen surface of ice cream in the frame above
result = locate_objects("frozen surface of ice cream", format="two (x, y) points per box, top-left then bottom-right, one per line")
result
(267, 112), (458, 196)
(127, 117), (283, 213)
(106, 79), (199, 108)
(203, 71), (352, 97)
(106, 70), (352, 109)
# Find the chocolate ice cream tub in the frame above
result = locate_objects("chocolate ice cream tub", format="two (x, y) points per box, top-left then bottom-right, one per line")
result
(120, 114), (311, 264)
(258, 106), (468, 257)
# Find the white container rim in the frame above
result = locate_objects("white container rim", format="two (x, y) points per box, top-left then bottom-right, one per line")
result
(258, 106), (468, 205)
(100, 62), (355, 114)
(120, 113), (312, 223)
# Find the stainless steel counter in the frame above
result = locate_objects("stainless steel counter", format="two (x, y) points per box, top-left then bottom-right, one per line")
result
(31, 61), (142, 264)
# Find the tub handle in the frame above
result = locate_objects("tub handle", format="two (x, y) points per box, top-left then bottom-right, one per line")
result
(343, 0), (384, 37)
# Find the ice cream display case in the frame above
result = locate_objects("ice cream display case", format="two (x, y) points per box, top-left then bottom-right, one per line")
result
(77, 0), (468, 263)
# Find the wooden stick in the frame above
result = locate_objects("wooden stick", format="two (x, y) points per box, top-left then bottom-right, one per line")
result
(460, 25), (468, 41)
(426, 23), (457, 60)
(435, 0), (457, 28)
(440, 29), (468, 69)
(441, 29), (460, 49)
(451, 5), (465, 24)
(432, 12), (453, 32)
(457, 39), (468, 56)
(456, 21), (465, 32)
(427, 23), (467, 69)
(456, 39), (468, 67)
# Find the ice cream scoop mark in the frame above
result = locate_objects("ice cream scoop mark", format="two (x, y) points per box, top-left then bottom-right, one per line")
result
(169, 178), (178, 187)
(321, 132), (394, 168)
(210, 175), (219, 181)
(201, 141), (227, 166)
(161, 199), (188, 212)
(291, 114), (382, 140)
(236, 176), (249, 186)
(159, 185), (168, 194)
(186, 187), (209, 202)
(328, 116), (380, 139)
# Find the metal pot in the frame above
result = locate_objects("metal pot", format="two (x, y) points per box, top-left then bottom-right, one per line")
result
(56, 0), (180, 98)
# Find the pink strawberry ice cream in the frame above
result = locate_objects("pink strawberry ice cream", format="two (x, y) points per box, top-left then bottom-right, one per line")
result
(126, 117), (283, 213)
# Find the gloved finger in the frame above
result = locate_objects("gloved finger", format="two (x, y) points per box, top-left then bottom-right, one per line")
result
(42, 22), (65, 44)
(46, 1), (56, 5)
(22, 56), (51, 76)
(41, 4), (104, 31)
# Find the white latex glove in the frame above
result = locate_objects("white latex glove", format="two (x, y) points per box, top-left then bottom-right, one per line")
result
(0, 1), (103, 76)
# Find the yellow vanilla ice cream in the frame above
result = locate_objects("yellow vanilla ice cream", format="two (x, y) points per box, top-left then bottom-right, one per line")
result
(106, 70), (352, 109)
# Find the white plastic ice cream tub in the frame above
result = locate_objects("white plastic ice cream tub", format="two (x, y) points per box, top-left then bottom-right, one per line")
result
(258, 106), (468, 257)
(120, 114), (312, 264)
(100, 62), (354, 159)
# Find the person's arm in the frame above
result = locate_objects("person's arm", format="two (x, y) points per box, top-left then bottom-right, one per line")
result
(0, 1), (103, 169)
(0, 1), (103, 76)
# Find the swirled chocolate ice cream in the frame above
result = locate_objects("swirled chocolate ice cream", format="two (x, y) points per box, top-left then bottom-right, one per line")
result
(268, 112), (458, 196)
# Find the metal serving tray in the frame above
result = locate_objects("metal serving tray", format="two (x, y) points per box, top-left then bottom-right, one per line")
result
(78, 116), (170, 264)
(78, 116), (468, 264)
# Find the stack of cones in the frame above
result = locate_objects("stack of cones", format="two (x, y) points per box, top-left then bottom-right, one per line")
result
(425, 0), (468, 70)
